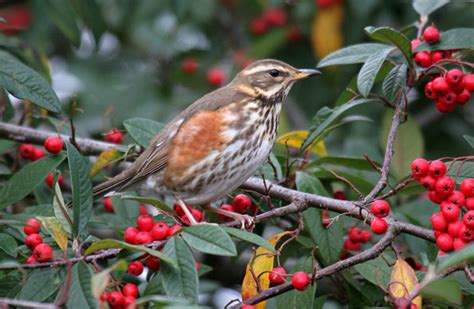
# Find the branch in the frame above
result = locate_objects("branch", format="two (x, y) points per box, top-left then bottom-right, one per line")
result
(231, 226), (398, 307)
(0, 298), (57, 309)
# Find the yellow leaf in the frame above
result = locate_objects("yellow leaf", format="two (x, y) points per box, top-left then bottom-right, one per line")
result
(241, 231), (293, 308)
(277, 130), (328, 157)
(90, 149), (122, 176)
(37, 216), (69, 253)
(311, 4), (344, 60)
(91, 259), (128, 300)
(389, 259), (422, 308)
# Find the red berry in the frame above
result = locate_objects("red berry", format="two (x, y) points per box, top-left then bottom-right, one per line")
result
(107, 291), (124, 307)
(447, 220), (464, 238)
(453, 238), (468, 251)
(428, 191), (445, 204)
(262, 8), (287, 27)
(446, 69), (464, 86)
(195, 261), (200, 270)
(439, 92), (456, 106)
(316, 0), (342, 8)
(456, 89), (471, 105)
(25, 233), (43, 248)
(370, 218), (388, 235)
(287, 26), (302, 42)
(45, 171), (63, 188)
(466, 198), (474, 210)
(414, 51), (432, 68)
(218, 204), (235, 221)
(124, 227), (139, 244)
(191, 209), (203, 222)
(460, 178), (474, 197)
(463, 210), (474, 229)
(127, 261), (144, 276)
(173, 202), (190, 217)
(44, 136), (63, 154)
(99, 291), (108, 303)
(370, 200), (390, 218)
(435, 176), (455, 197)
(32, 148), (46, 161)
(411, 39), (421, 53)
(136, 215), (154, 232)
(435, 100), (454, 113)
(436, 233), (453, 252)
(250, 17), (268, 35)
(269, 267), (286, 284)
(151, 222), (169, 240)
(428, 160), (446, 178)
(411, 158), (430, 179)
(232, 194), (252, 213)
(105, 129), (123, 144)
(168, 224), (182, 237)
(441, 202), (460, 222)
(360, 230), (372, 243)
(122, 283), (139, 298)
(26, 255), (37, 264)
(333, 190), (347, 200)
(242, 305), (256, 309)
(464, 74), (474, 92)
(207, 68), (225, 87)
(292, 271), (311, 291)
(447, 191), (465, 207)
(19, 143), (35, 159)
(134, 231), (152, 244)
(434, 230), (442, 238)
(140, 205), (147, 215)
(146, 256), (160, 271)
(424, 82), (437, 100)
(348, 227), (363, 242)
(343, 239), (361, 251)
(181, 58), (198, 74)
(459, 225), (473, 242)
(431, 212), (448, 231)
(340, 252), (349, 260)
(423, 26), (440, 44)
(432, 77), (450, 96)
(24, 218), (41, 235)
(123, 296), (136, 308)
(33, 243), (53, 262)
(450, 79), (466, 94)
(431, 51), (444, 63)
(103, 197), (113, 213)
(420, 175), (436, 191)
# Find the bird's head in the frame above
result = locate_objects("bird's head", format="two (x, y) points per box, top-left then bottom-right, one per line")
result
(232, 59), (321, 101)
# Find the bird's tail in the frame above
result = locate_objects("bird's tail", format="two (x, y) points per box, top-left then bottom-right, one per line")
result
(92, 169), (134, 199)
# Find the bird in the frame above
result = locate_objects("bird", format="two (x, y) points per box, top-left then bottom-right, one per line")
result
(93, 59), (320, 226)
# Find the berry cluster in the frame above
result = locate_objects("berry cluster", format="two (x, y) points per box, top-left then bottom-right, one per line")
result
(268, 266), (311, 291)
(23, 218), (53, 264)
(411, 26), (445, 68)
(315, 0), (342, 8)
(105, 129), (124, 144)
(411, 158), (474, 253)
(341, 227), (372, 259)
(370, 200), (390, 235)
(100, 283), (139, 309)
(250, 8), (287, 36)
(19, 143), (45, 161)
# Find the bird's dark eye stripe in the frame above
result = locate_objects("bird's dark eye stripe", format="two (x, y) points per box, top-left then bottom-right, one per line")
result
(269, 69), (280, 77)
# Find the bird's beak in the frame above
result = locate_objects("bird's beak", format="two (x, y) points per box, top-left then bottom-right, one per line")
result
(293, 68), (321, 80)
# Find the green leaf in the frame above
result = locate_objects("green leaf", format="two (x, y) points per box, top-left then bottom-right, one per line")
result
(121, 195), (172, 212)
(302, 99), (377, 150)
(248, 29), (287, 59)
(161, 237), (199, 303)
(364, 27), (413, 66)
(317, 43), (392, 68)
(84, 239), (176, 267)
(66, 142), (93, 237)
(382, 64), (407, 102)
(18, 268), (62, 302)
(464, 135), (474, 148)
(0, 155), (65, 210)
(309, 156), (380, 171)
(123, 117), (165, 147)
(421, 278), (462, 305)
(135, 295), (191, 307)
(357, 48), (393, 97)
(70, 0), (106, 43)
(44, 0), (81, 47)
(0, 52), (61, 113)
(354, 256), (393, 287)
(295, 171), (329, 197)
(309, 168), (374, 195)
(446, 161), (474, 182)
(380, 111), (424, 179)
(413, 0), (450, 16)
(276, 256), (316, 308)
(415, 28), (474, 52)
(221, 227), (275, 252)
(0, 233), (17, 257)
(181, 225), (237, 256)
(91, 260), (128, 299)
(52, 183), (72, 234)
(436, 244), (474, 272)
(67, 262), (98, 309)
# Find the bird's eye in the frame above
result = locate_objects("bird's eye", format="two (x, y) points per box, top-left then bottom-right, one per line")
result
(269, 69), (280, 77)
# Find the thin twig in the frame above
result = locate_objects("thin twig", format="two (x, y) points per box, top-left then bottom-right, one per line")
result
(0, 298), (57, 309)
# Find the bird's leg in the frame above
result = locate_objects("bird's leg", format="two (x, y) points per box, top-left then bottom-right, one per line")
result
(202, 204), (254, 230)
(176, 199), (199, 225)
